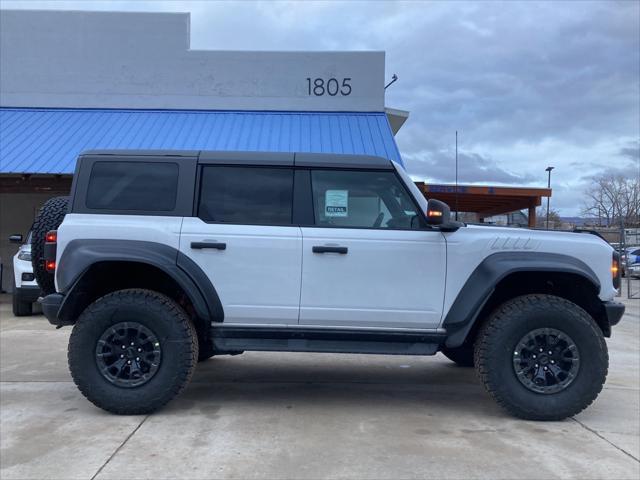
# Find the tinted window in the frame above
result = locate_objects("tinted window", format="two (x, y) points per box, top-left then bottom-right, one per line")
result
(310, 170), (421, 229)
(86, 162), (178, 211)
(199, 166), (293, 225)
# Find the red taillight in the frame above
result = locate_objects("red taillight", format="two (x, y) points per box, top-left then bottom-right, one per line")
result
(44, 230), (58, 273)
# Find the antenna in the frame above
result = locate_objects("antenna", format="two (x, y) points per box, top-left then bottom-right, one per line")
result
(384, 74), (398, 90)
(455, 131), (459, 221)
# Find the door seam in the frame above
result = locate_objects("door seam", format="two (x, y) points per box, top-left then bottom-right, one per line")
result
(297, 226), (304, 325)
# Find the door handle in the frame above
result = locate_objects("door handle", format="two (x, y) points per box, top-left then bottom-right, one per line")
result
(191, 242), (226, 250)
(312, 245), (348, 254)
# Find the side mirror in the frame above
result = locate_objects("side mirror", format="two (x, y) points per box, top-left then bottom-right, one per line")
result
(9, 234), (23, 244)
(426, 199), (451, 226)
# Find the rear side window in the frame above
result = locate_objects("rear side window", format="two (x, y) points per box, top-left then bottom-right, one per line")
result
(198, 166), (293, 225)
(86, 162), (178, 211)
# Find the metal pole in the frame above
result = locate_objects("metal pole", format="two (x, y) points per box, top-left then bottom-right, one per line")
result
(545, 166), (554, 229)
(455, 131), (459, 221)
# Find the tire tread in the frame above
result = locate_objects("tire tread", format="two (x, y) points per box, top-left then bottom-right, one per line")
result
(474, 294), (608, 421)
(30, 196), (68, 294)
(68, 289), (198, 415)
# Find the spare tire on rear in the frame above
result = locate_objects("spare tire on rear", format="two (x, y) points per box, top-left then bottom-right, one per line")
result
(31, 196), (68, 295)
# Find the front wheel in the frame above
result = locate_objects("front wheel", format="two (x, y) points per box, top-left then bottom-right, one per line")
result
(68, 289), (198, 414)
(474, 294), (608, 421)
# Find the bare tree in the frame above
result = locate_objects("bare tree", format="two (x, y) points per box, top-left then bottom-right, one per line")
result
(582, 175), (640, 227)
(536, 207), (562, 228)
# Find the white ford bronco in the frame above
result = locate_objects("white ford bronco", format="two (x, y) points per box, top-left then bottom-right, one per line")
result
(35, 150), (624, 419)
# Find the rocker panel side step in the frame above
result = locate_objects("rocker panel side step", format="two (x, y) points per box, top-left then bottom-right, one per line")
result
(211, 326), (446, 355)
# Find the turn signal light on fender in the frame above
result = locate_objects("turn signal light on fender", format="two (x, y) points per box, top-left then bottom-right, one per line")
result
(612, 252), (621, 289)
(45, 260), (56, 272)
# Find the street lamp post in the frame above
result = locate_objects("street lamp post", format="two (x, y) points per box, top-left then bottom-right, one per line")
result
(545, 166), (555, 229)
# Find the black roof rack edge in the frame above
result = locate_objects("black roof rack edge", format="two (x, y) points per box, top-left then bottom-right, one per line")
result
(572, 229), (607, 242)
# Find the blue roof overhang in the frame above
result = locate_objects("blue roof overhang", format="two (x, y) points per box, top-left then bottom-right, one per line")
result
(0, 108), (402, 174)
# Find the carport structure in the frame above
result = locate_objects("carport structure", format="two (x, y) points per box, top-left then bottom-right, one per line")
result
(415, 183), (551, 227)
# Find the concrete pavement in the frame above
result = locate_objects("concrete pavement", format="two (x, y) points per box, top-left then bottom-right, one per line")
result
(1, 289), (638, 479)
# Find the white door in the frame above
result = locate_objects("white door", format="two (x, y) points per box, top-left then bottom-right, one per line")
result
(180, 165), (301, 325)
(299, 169), (446, 329)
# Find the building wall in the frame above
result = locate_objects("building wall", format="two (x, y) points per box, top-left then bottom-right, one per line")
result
(0, 10), (385, 112)
(0, 192), (60, 293)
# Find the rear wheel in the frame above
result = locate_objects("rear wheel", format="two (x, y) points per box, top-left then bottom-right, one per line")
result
(474, 294), (608, 420)
(31, 196), (68, 294)
(68, 289), (198, 414)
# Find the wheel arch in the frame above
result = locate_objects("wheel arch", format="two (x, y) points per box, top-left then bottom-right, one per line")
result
(443, 252), (606, 348)
(56, 240), (223, 331)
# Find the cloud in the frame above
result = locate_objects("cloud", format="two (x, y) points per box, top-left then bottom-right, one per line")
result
(404, 148), (536, 185)
(619, 141), (639, 162)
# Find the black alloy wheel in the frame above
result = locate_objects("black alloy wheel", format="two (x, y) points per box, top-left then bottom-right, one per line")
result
(96, 322), (162, 388)
(512, 327), (580, 394)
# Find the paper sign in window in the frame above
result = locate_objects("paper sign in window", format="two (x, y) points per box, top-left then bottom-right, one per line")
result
(325, 190), (348, 217)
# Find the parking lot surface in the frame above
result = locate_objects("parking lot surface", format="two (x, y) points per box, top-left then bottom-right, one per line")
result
(1, 289), (639, 480)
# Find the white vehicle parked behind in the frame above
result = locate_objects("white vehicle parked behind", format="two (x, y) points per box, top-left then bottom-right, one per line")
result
(9, 231), (40, 316)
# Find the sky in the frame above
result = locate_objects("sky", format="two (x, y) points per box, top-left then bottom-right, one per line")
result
(2, 0), (639, 215)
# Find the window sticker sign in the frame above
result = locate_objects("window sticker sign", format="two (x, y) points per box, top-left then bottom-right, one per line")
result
(325, 190), (348, 217)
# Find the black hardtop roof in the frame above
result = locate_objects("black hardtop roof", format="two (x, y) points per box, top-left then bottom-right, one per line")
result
(79, 150), (394, 169)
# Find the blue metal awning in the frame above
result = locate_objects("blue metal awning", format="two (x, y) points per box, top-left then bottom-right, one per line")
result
(0, 108), (402, 174)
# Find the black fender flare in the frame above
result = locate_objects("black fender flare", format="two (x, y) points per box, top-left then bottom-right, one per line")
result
(57, 239), (223, 323)
(443, 252), (601, 348)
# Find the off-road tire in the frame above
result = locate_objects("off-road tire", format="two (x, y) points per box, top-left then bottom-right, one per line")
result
(12, 282), (33, 317)
(31, 196), (68, 294)
(442, 344), (475, 367)
(474, 294), (608, 421)
(68, 289), (198, 414)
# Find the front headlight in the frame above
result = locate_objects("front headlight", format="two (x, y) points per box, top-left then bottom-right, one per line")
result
(17, 251), (32, 261)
